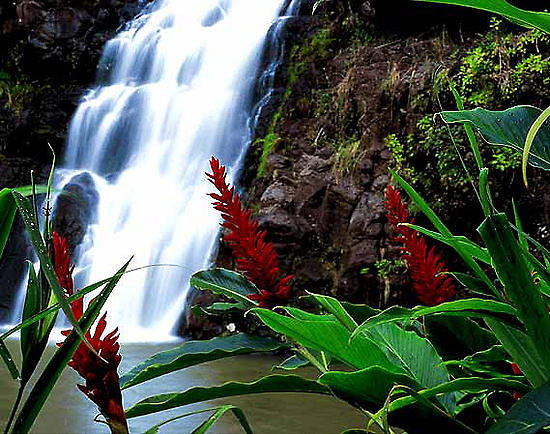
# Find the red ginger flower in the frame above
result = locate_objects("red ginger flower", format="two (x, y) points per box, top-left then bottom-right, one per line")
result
(384, 185), (456, 306)
(206, 157), (293, 308)
(53, 232), (128, 434)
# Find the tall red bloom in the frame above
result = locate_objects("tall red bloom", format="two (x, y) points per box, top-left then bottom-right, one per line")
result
(384, 185), (456, 306)
(53, 232), (128, 434)
(206, 157), (293, 308)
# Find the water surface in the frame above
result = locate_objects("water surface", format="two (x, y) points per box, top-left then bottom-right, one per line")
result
(1, 342), (364, 433)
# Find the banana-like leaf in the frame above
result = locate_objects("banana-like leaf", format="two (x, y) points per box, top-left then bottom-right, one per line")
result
(192, 405), (252, 434)
(479, 214), (550, 381)
(11, 259), (130, 434)
(365, 323), (454, 411)
(306, 292), (358, 331)
(121, 333), (285, 389)
(126, 375), (330, 418)
(319, 365), (418, 408)
(487, 380), (550, 434)
(440, 106), (550, 170)
(416, 0), (550, 34)
(190, 268), (258, 308)
(350, 299), (517, 341)
(387, 377), (530, 415)
(274, 353), (310, 370)
(252, 308), (391, 370)
(142, 405), (253, 434)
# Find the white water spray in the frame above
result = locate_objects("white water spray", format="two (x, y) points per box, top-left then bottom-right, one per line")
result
(43, 0), (297, 341)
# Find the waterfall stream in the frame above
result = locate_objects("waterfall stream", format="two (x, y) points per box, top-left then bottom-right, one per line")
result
(36, 0), (297, 340)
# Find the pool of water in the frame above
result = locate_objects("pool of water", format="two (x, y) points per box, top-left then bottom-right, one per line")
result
(0, 341), (364, 433)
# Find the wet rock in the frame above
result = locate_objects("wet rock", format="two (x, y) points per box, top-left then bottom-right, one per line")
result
(52, 172), (99, 253)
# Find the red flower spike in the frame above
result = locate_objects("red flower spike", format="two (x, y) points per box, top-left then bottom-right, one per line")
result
(53, 232), (128, 434)
(510, 363), (523, 400)
(206, 157), (293, 308)
(384, 186), (456, 306)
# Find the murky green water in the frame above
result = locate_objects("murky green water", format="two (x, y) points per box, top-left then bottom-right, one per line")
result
(0, 341), (364, 433)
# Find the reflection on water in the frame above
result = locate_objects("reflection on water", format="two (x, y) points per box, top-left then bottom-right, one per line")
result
(1, 341), (364, 433)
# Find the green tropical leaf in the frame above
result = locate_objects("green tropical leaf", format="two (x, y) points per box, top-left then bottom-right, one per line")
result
(126, 375), (330, 418)
(11, 259), (130, 434)
(319, 365), (418, 408)
(274, 354), (310, 370)
(190, 268), (258, 308)
(365, 323), (454, 410)
(487, 381), (550, 434)
(142, 405), (253, 434)
(387, 377), (530, 415)
(415, 0), (550, 34)
(479, 214), (550, 381)
(351, 299), (517, 341)
(306, 293), (358, 331)
(439, 106), (550, 170)
(192, 405), (253, 434)
(121, 333), (285, 389)
(485, 318), (550, 388)
(252, 308), (391, 370)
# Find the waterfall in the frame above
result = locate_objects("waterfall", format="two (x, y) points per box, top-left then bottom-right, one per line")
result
(43, 0), (298, 341)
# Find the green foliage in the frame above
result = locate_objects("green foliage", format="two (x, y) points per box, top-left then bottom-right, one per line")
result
(331, 136), (364, 176)
(0, 71), (33, 115)
(256, 28), (335, 178)
(120, 334), (285, 389)
(374, 259), (405, 279)
(440, 105), (550, 171)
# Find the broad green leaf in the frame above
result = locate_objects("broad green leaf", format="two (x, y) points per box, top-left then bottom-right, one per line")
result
(479, 214), (550, 379)
(341, 301), (378, 324)
(192, 405), (252, 434)
(487, 381), (550, 434)
(351, 299), (517, 341)
(11, 191), (94, 355)
(126, 375), (330, 418)
(121, 333), (285, 389)
(193, 302), (245, 316)
(252, 308), (391, 370)
(306, 292), (358, 331)
(190, 268), (258, 308)
(365, 323), (454, 411)
(440, 106), (550, 170)
(274, 354), (310, 370)
(11, 259), (130, 434)
(404, 224), (490, 264)
(387, 377), (530, 415)
(486, 318), (549, 387)
(319, 366), (418, 408)
(448, 272), (490, 296)
(425, 316), (497, 361)
(416, 0), (550, 34)
(143, 406), (253, 434)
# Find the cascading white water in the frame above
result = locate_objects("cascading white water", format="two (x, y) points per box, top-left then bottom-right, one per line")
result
(47, 0), (297, 341)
